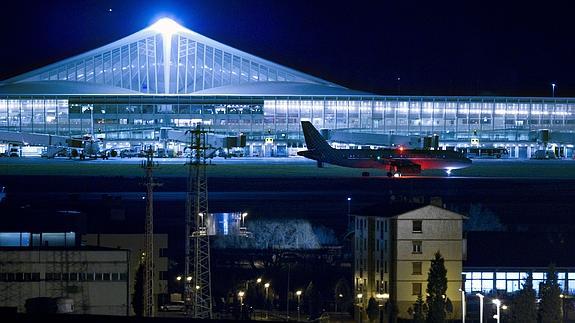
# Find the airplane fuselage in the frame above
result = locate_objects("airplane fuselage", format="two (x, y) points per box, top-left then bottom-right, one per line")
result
(298, 148), (471, 171)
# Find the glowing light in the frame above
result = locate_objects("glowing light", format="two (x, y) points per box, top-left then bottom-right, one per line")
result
(150, 18), (185, 36)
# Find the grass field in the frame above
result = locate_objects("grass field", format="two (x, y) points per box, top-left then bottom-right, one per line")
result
(1, 157), (575, 178)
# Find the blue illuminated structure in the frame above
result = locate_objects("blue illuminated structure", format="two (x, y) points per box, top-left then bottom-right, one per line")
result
(1, 18), (575, 157)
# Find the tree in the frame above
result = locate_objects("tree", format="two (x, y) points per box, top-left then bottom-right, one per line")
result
(508, 273), (537, 323)
(364, 297), (379, 323)
(540, 264), (562, 323)
(426, 251), (448, 323)
(305, 281), (322, 320)
(410, 294), (427, 323)
(132, 262), (144, 316)
(464, 204), (506, 231)
(334, 278), (352, 313)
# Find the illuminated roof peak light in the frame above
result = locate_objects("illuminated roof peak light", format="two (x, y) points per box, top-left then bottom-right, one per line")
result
(150, 18), (185, 36)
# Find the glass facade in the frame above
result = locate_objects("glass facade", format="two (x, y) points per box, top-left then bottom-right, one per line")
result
(15, 31), (324, 94)
(463, 270), (575, 294)
(1, 95), (575, 144)
(0, 232), (75, 247)
(3, 19), (575, 150)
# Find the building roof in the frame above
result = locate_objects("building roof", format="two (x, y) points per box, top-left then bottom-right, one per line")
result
(0, 81), (140, 95)
(1, 18), (340, 94)
(194, 81), (373, 96)
(465, 231), (575, 268)
(355, 196), (464, 219)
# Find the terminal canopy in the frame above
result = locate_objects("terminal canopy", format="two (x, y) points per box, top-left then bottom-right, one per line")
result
(2, 18), (341, 94)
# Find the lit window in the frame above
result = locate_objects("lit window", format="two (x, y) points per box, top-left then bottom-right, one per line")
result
(412, 283), (422, 295)
(412, 241), (422, 254)
(412, 262), (422, 275)
(412, 220), (422, 233)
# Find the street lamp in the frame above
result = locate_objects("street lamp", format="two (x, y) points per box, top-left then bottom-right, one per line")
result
(476, 293), (484, 323)
(357, 293), (364, 323)
(264, 283), (270, 319)
(459, 289), (466, 323)
(493, 299), (501, 323)
(552, 83), (557, 97)
(347, 197), (352, 229)
(296, 290), (302, 321)
(256, 277), (262, 284)
(241, 212), (248, 227)
(336, 293), (343, 312)
(376, 293), (390, 323)
(238, 290), (245, 312)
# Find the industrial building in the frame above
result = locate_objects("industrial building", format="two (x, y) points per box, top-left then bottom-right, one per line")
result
(0, 243), (130, 315)
(82, 234), (169, 314)
(1, 18), (575, 157)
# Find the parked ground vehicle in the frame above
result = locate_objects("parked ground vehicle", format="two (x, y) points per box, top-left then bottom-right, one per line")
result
(160, 301), (185, 312)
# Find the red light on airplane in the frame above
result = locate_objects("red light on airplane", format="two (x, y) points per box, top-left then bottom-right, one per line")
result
(398, 146), (404, 152)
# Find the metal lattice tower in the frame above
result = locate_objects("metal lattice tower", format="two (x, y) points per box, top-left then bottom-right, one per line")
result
(141, 147), (160, 317)
(184, 125), (212, 319)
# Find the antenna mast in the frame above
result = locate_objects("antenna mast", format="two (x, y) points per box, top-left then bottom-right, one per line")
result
(184, 125), (212, 319)
(141, 147), (160, 317)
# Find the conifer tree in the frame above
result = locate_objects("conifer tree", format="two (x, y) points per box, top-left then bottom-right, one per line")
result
(132, 262), (144, 316)
(412, 294), (427, 323)
(539, 264), (562, 323)
(509, 273), (537, 323)
(426, 251), (448, 323)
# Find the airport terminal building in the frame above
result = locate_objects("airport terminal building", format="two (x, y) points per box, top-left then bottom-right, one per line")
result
(1, 18), (575, 158)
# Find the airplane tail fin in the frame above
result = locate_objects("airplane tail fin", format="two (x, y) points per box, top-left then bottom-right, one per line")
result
(301, 121), (333, 152)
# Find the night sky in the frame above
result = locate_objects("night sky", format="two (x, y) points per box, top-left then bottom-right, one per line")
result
(1, 0), (574, 97)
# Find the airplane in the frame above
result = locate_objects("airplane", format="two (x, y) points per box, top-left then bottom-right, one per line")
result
(297, 121), (472, 177)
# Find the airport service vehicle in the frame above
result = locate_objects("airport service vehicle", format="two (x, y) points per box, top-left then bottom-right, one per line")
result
(297, 121), (472, 177)
(458, 147), (509, 159)
(160, 301), (185, 312)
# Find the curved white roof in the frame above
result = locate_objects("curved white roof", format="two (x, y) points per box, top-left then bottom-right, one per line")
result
(195, 82), (373, 96)
(2, 18), (341, 94)
(0, 81), (140, 95)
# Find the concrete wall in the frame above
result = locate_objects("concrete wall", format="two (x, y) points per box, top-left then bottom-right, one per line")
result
(0, 249), (129, 315)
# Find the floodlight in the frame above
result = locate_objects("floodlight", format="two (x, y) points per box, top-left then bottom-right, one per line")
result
(150, 18), (184, 36)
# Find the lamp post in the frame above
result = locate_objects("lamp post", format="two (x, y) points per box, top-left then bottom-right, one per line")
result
(336, 293), (343, 312)
(376, 293), (389, 323)
(357, 293), (364, 323)
(296, 290), (302, 321)
(264, 282), (270, 319)
(552, 83), (557, 97)
(476, 293), (484, 323)
(347, 197), (352, 229)
(459, 289), (466, 323)
(238, 290), (245, 313)
(493, 299), (501, 323)
(241, 212), (248, 227)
